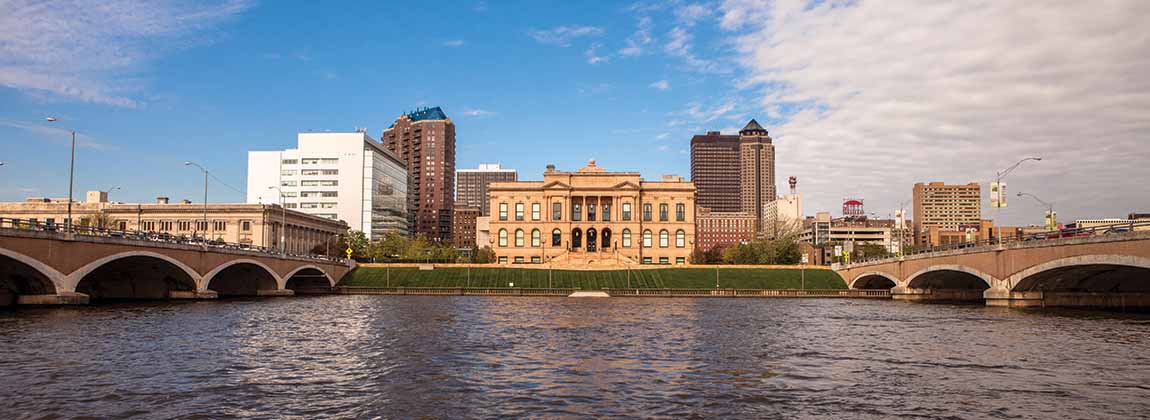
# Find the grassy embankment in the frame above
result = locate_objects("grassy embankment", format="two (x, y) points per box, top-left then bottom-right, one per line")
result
(340, 267), (846, 290)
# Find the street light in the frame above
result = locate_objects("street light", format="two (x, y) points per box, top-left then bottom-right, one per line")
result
(46, 117), (76, 232)
(992, 157), (1042, 244)
(267, 186), (287, 255)
(1017, 192), (1056, 230)
(184, 161), (209, 241)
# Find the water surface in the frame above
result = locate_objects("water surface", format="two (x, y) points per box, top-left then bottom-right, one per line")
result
(2, 296), (1148, 419)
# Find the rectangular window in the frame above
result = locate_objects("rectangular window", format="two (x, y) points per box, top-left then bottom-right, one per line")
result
(514, 256), (524, 264)
(622, 203), (632, 221)
(322, 192), (338, 198)
(587, 204), (596, 221)
(498, 256), (508, 264)
(572, 203), (582, 222)
(643, 204), (652, 221)
(141, 221), (156, 231)
(281, 170), (297, 176)
(531, 256), (541, 264)
(213, 221), (226, 231)
(676, 204), (686, 222)
(160, 221), (173, 231)
(515, 203), (525, 221)
(195, 220), (208, 231)
(241, 221), (251, 231)
(602, 204), (611, 222)
(281, 159), (298, 165)
(281, 181), (297, 187)
(659, 204), (669, 221)
(642, 257), (652, 264)
(553, 202), (562, 221)
(531, 203), (541, 221)
(659, 257), (670, 265)
(499, 203), (508, 221)
(675, 257), (686, 265)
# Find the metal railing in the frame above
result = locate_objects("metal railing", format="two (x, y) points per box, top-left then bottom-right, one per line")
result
(846, 220), (1150, 267)
(334, 287), (576, 296)
(0, 217), (346, 263)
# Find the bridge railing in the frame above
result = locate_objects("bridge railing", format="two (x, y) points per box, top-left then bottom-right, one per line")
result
(0, 217), (346, 264)
(846, 220), (1150, 267)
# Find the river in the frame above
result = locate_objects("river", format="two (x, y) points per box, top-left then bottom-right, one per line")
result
(1, 296), (1148, 419)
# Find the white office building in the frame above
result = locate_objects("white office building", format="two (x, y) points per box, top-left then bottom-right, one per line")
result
(247, 131), (408, 239)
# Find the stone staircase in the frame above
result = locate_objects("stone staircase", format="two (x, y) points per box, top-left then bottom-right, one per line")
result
(546, 250), (639, 268)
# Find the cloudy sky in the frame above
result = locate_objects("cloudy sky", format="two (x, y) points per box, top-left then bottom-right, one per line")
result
(1, 0), (1147, 226)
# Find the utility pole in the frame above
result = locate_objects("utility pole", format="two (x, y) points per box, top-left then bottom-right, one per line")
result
(993, 157), (1042, 245)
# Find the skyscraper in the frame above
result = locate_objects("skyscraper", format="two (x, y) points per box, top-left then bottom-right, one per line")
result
(690, 119), (776, 235)
(382, 107), (456, 242)
(456, 163), (517, 217)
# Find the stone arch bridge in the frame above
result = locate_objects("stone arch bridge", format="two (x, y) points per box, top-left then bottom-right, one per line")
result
(0, 228), (353, 306)
(836, 232), (1150, 309)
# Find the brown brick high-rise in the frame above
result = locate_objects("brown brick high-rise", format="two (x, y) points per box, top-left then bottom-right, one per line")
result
(690, 119), (775, 236)
(382, 107), (456, 242)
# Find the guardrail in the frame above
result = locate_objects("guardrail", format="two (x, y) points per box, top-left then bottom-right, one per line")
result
(604, 288), (891, 298)
(334, 286), (891, 298)
(847, 220), (1150, 267)
(0, 217), (346, 263)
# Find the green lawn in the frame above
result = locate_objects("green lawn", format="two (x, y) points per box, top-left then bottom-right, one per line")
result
(339, 267), (846, 290)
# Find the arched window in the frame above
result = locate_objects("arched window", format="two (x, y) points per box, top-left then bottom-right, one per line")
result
(552, 229), (562, 246)
(622, 229), (632, 247)
(642, 229), (653, 248)
(531, 229), (541, 247)
(659, 229), (669, 248)
(515, 229), (525, 247)
(659, 204), (669, 221)
(498, 229), (508, 247)
(676, 229), (686, 248)
(572, 228), (583, 249)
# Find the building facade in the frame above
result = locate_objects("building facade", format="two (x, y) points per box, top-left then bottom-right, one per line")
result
(381, 107), (456, 242)
(487, 161), (696, 265)
(695, 208), (756, 252)
(690, 119), (776, 235)
(912, 182), (982, 246)
(0, 193), (347, 254)
(247, 130), (408, 240)
(452, 207), (480, 249)
(763, 193), (803, 238)
(456, 163), (517, 217)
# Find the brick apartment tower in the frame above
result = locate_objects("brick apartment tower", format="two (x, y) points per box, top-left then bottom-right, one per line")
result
(382, 107), (456, 242)
(690, 119), (776, 234)
(912, 182), (982, 246)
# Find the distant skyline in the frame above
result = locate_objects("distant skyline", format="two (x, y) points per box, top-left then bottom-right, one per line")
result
(1, 0), (1148, 226)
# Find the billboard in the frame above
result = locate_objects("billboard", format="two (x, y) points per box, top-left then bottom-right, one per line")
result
(843, 199), (865, 217)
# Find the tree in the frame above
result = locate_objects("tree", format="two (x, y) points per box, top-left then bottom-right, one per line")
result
(344, 230), (370, 261)
(722, 243), (758, 265)
(473, 246), (495, 264)
(857, 243), (890, 259)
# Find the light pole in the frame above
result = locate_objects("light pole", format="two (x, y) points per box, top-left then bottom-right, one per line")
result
(184, 162), (209, 241)
(993, 157), (1042, 244)
(267, 186), (287, 255)
(1017, 192), (1055, 231)
(46, 117), (76, 232)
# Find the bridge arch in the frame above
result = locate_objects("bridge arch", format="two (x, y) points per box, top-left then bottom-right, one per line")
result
(0, 247), (67, 305)
(905, 265), (995, 291)
(1007, 255), (1150, 293)
(850, 271), (899, 289)
(204, 259), (283, 297)
(282, 265), (335, 292)
(66, 251), (202, 301)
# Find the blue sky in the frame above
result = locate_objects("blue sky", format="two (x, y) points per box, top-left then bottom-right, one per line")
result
(2, 0), (1148, 225)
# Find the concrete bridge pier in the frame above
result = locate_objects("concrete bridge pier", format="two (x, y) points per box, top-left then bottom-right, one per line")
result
(257, 289), (295, 297)
(13, 291), (91, 305)
(891, 286), (986, 304)
(169, 290), (219, 300)
(985, 287), (1150, 310)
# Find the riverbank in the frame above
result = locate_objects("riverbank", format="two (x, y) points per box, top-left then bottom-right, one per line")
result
(340, 266), (846, 290)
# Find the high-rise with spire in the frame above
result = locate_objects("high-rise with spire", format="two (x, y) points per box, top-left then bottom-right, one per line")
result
(382, 106), (456, 242)
(690, 119), (776, 237)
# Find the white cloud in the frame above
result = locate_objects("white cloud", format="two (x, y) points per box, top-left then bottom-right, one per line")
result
(0, 119), (108, 150)
(0, 0), (253, 107)
(655, 132), (671, 140)
(528, 25), (604, 46)
(723, 0), (1150, 224)
(675, 3), (712, 26)
(664, 26), (727, 73)
(462, 108), (496, 117)
(585, 44), (610, 65)
(650, 80), (671, 90)
(619, 16), (653, 57)
(679, 100), (737, 123)
(442, 39), (465, 47)
(658, 145), (671, 152)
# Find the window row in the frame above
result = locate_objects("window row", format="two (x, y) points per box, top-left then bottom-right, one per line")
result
(496, 228), (688, 248)
(497, 201), (687, 222)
